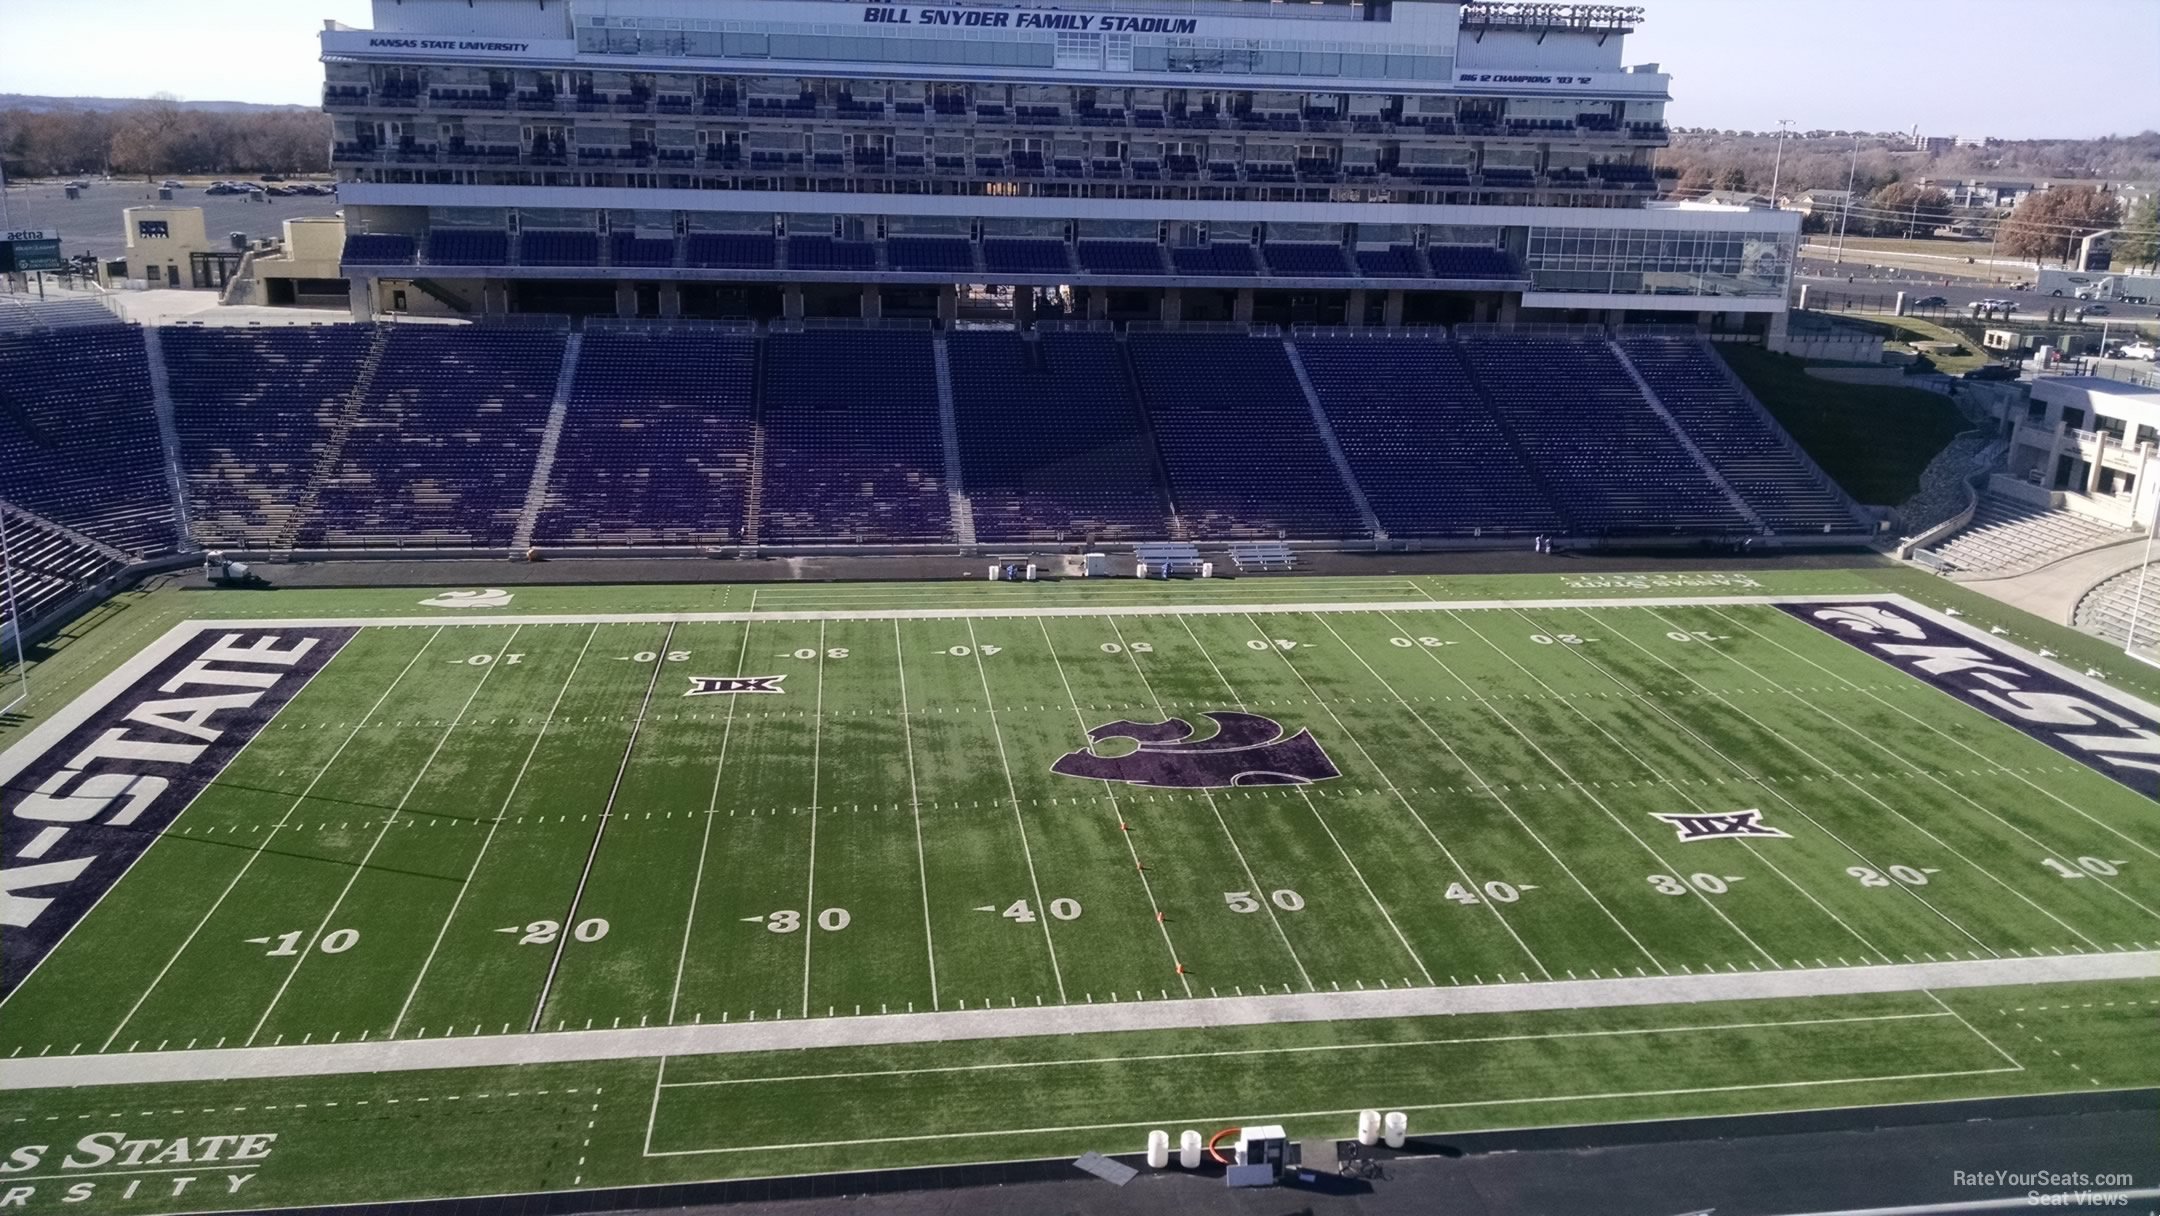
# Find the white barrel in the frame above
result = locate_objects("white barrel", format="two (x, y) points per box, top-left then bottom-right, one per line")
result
(988, 565), (1002, 581)
(1200, 560), (1215, 578)
(1146, 1129), (1170, 1169)
(1025, 563), (1038, 581)
(1179, 1130), (1202, 1169)
(1356, 1109), (1381, 1146)
(1136, 561), (1150, 579)
(1383, 1111), (1407, 1148)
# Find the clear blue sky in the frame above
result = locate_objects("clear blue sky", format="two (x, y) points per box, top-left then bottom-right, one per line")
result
(3, 0), (2157, 139)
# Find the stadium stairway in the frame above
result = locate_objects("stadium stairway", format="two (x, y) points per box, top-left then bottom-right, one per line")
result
(2075, 563), (2160, 649)
(274, 326), (390, 551)
(1281, 339), (1386, 540)
(511, 332), (582, 551)
(1922, 494), (2136, 576)
(930, 336), (979, 548)
(138, 327), (198, 548)
(1607, 339), (1765, 533)
(1110, 333), (1190, 541)
(739, 337), (769, 548)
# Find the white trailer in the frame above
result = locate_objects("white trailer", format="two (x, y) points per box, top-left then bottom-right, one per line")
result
(2039, 269), (2160, 303)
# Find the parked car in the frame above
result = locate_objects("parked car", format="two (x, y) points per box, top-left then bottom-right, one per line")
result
(2077, 304), (2112, 317)
(2118, 341), (2159, 361)
(1914, 295), (1948, 308)
(159, 179), (184, 189)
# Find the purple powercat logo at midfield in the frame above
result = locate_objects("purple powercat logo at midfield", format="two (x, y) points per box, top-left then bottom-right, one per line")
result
(1782, 602), (2160, 800)
(0, 627), (354, 998)
(1051, 712), (1339, 790)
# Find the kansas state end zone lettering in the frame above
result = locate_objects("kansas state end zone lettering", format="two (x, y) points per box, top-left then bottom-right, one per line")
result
(0, 628), (354, 998)
(1784, 602), (2160, 800)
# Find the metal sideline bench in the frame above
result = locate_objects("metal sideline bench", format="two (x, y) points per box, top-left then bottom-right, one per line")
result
(1227, 541), (1296, 572)
(1134, 541), (1203, 578)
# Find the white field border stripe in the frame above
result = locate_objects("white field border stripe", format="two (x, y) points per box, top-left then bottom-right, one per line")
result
(5, 949), (2149, 1091)
(643, 1067), (2026, 1158)
(963, 618), (1066, 1004)
(655, 1010), (1958, 1089)
(96, 626), (444, 1046)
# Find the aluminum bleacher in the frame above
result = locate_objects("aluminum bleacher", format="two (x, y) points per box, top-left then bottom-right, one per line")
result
(0, 504), (123, 632)
(1227, 540), (1295, 571)
(1134, 541), (1203, 577)
(947, 330), (1170, 543)
(164, 326), (373, 548)
(1126, 331), (1365, 538)
(1295, 333), (1562, 537)
(758, 328), (952, 542)
(535, 327), (757, 546)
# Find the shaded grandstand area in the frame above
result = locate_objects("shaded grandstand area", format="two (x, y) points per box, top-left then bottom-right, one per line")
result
(0, 302), (1873, 617)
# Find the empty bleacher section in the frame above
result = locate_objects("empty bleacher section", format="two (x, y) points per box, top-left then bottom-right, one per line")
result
(1076, 241), (1169, 276)
(981, 240), (1072, 276)
(0, 294), (122, 333)
(1127, 332), (1364, 538)
(305, 327), (566, 546)
(1921, 495), (2131, 575)
(1459, 332), (1750, 535)
(2075, 564), (2160, 650)
(886, 237), (976, 274)
(0, 503), (125, 633)
(342, 234), (418, 266)
(757, 328), (952, 542)
(0, 324), (178, 555)
(1295, 335), (1560, 537)
(519, 230), (602, 267)
(685, 233), (778, 270)
(426, 230), (511, 266)
(1424, 246), (1522, 279)
(947, 330), (1171, 542)
(164, 327), (375, 548)
(1259, 244), (1354, 277)
(1616, 338), (1865, 534)
(534, 328), (757, 545)
(1169, 245), (1259, 277)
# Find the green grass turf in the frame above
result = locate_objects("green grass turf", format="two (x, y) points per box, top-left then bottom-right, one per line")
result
(1714, 345), (1969, 506)
(2, 568), (2157, 1212)
(0, 980), (2152, 1211)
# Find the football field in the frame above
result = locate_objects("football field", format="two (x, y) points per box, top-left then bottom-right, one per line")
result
(2, 575), (2157, 1211)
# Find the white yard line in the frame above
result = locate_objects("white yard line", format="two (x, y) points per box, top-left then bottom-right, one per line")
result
(1106, 615), (1315, 992)
(667, 618), (757, 1025)
(17, 949), (2144, 1091)
(963, 618), (1066, 1004)
(394, 624), (601, 1038)
(799, 622), (826, 1019)
(643, 1066), (2028, 1157)
(1179, 613), (1437, 986)
(892, 620), (940, 1011)
(93, 626), (425, 1048)
(1317, 610), (1665, 973)
(1679, 605), (2160, 927)
(1034, 618), (1190, 998)
(657, 1010), (1958, 1089)
(527, 622), (677, 1032)
(1921, 989), (2025, 1071)
(1707, 604), (2160, 866)
(1487, 606), (1888, 962)
(1424, 609), (1780, 970)
(1525, 605), (1996, 954)
(246, 625), (524, 1046)
(1625, 605), (2119, 950)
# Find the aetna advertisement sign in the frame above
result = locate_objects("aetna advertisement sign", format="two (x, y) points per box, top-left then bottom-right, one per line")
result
(1, 628), (354, 998)
(1783, 602), (2160, 800)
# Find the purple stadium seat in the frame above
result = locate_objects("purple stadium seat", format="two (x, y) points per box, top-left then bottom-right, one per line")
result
(0, 325), (177, 555)
(758, 329), (951, 543)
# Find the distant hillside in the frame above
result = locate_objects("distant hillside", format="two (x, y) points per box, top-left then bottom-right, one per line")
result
(0, 94), (311, 114)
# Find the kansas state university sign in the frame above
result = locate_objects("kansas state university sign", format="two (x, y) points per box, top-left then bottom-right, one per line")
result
(1784, 602), (2160, 800)
(1052, 712), (1338, 790)
(0, 628), (353, 997)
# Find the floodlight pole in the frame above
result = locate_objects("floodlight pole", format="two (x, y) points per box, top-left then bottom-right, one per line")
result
(2123, 521), (2158, 662)
(1833, 135), (1860, 263)
(1766, 119), (1792, 204)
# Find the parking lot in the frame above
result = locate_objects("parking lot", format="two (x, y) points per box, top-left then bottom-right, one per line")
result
(0, 177), (343, 260)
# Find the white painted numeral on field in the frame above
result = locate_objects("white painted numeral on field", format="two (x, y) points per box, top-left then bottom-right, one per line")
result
(633, 651), (658, 663)
(504, 653), (524, 665)
(1100, 642), (1156, 654)
(1001, 899), (1035, 923)
(256, 929), (358, 955)
(320, 928), (359, 954)
(1049, 898), (1082, 921)
(817, 907), (851, 932)
(1270, 888), (1305, 911)
(754, 908), (847, 933)
(1530, 634), (1588, 646)
(467, 651), (527, 666)
(2042, 856), (2124, 879)
(1247, 639), (1299, 650)
(947, 645), (1002, 657)
(1650, 873), (1736, 895)
(1224, 890), (1260, 913)
(1665, 631), (1724, 643)
(1848, 865), (1934, 888)
(765, 910), (801, 933)
(1444, 881), (1522, 905)
(1389, 636), (1453, 648)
